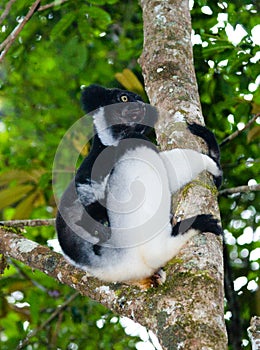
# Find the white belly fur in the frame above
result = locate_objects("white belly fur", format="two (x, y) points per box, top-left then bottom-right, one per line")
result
(98, 146), (175, 281)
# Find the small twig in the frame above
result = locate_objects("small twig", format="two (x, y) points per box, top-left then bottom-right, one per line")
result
(0, 0), (70, 63)
(219, 184), (260, 196)
(0, 0), (17, 25)
(16, 292), (79, 350)
(0, 22), (19, 52)
(0, 218), (56, 227)
(50, 312), (63, 349)
(0, 0), (41, 63)
(220, 113), (259, 147)
(38, 0), (69, 12)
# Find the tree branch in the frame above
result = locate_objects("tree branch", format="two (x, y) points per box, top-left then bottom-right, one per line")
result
(0, 0), (41, 63)
(247, 316), (260, 350)
(38, 0), (69, 12)
(0, 226), (169, 335)
(10, 259), (48, 291)
(0, 218), (55, 227)
(0, 0), (17, 26)
(219, 184), (260, 196)
(0, 0), (70, 61)
(220, 113), (259, 147)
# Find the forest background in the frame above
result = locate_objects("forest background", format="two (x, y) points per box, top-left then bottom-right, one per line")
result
(0, 0), (259, 349)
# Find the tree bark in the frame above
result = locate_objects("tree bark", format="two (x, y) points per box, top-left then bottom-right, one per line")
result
(139, 0), (228, 348)
(248, 316), (260, 349)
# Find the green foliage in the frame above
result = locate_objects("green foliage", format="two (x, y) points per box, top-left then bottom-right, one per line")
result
(0, 263), (138, 350)
(0, 170), (47, 219)
(0, 0), (143, 213)
(191, 1), (259, 348)
(0, 0), (259, 348)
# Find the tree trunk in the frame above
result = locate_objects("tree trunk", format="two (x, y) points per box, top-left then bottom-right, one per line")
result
(139, 0), (228, 348)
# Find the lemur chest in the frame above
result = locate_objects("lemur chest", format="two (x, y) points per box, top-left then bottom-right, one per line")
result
(106, 145), (172, 248)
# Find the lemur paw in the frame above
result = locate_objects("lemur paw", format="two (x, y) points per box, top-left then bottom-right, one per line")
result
(213, 172), (223, 189)
(127, 268), (166, 290)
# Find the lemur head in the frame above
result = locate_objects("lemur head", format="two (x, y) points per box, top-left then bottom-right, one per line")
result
(81, 84), (158, 145)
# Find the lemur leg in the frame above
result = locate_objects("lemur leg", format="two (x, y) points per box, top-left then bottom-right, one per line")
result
(171, 214), (222, 237)
(127, 268), (166, 290)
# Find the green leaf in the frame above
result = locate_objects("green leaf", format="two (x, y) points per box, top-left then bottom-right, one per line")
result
(202, 42), (234, 57)
(62, 37), (88, 71)
(28, 290), (41, 324)
(115, 69), (145, 98)
(86, 7), (111, 27)
(0, 170), (36, 186)
(12, 191), (40, 219)
(50, 12), (76, 40)
(247, 126), (260, 143)
(234, 102), (251, 121)
(0, 185), (34, 210)
(87, 0), (106, 4)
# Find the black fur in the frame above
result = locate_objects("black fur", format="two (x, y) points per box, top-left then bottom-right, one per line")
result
(187, 122), (222, 188)
(81, 84), (143, 113)
(172, 214), (222, 237)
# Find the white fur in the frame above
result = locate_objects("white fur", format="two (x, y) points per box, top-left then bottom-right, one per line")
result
(93, 108), (119, 146)
(79, 227), (199, 282)
(106, 146), (171, 248)
(77, 176), (109, 205)
(160, 148), (221, 193)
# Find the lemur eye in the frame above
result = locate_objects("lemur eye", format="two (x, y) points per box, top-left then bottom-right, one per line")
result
(120, 95), (128, 102)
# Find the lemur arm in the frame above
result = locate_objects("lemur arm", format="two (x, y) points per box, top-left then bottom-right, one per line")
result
(160, 123), (222, 193)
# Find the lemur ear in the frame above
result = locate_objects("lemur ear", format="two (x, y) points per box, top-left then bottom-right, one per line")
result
(81, 85), (109, 114)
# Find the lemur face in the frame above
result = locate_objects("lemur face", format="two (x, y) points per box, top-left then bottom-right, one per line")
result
(81, 84), (143, 113)
(81, 84), (158, 145)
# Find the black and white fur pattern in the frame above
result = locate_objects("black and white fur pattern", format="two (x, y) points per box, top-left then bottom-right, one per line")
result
(56, 85), (222, 284)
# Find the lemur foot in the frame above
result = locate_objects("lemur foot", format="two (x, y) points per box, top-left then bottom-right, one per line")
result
(127, 268), (166, 290)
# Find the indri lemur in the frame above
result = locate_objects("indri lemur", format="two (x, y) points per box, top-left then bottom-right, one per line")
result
(56, 85), (222, 287)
